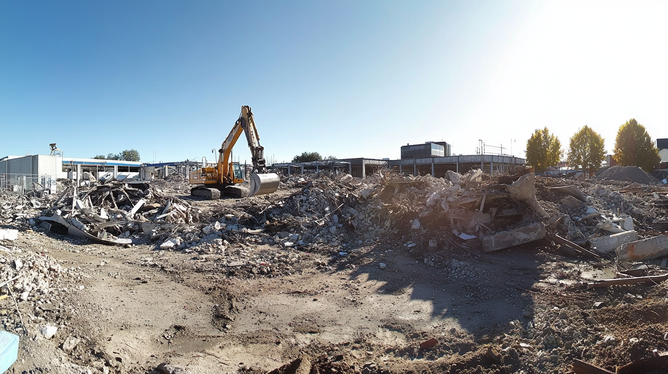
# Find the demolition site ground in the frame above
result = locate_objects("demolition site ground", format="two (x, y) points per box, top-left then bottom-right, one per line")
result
(2, 167), (668, 373)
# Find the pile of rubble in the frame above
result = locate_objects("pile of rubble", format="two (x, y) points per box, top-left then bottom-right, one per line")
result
(0, 191), (50, 229)
(248, 166), (668, 267)
(0, 243), (83, 336)
(595, 165), (657, 184)
(30, 181), (198, 246)
(247, 170), (558, 255)
(3, 165), (667, 274)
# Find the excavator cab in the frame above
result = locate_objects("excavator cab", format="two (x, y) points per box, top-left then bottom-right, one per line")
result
(231, 163), (244, 184)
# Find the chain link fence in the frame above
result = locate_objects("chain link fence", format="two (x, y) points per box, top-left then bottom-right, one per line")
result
(0, 173), (56, 195)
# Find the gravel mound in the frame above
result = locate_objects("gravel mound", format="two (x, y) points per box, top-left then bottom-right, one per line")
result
(595, 166), (656, 184)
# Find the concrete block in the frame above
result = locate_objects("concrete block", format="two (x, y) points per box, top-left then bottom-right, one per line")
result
(621, 216), (634, 231)
(590, 231), (638, 254)
(560, 196), (583, 209)
(0, 229), (18, 241)
(617, 234), (668, 262)
(507, 173), (549, 218)
(482, 222), (545, 252)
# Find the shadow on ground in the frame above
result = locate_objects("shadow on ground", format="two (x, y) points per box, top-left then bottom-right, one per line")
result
(333, 239), (546, 340)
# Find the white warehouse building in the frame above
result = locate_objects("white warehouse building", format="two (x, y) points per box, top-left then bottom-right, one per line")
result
(0, 154), (141, 194)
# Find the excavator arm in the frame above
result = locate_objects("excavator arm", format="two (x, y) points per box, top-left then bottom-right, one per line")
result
(217, 105), (266, 182)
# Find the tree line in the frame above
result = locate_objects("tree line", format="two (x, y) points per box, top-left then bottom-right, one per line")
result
(526, 118), (660, 173)
(291, 152), (337, 163)
(93, 149), (141, 162)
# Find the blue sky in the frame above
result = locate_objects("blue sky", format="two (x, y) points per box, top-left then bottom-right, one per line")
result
(1, 1), (666, 164)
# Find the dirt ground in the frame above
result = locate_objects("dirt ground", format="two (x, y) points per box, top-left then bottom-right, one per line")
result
(3, 170), (668, 373)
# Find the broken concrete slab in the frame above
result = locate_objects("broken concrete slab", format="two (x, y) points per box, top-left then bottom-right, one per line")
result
(446, 170), (462, 185)
(39, 215), (132, 246)
(160, 238), (179, 250)
(0, 229), (18, 241)
(561, 196), (583, 209)
(597, 219), (625, 234)
(589, 231), (638, 254)
(128, 198), (146, 218)
(622, 217), (634, 231)
(617, 234), (668, 262)
(482, 222), (546, 252)
(507, 173), (549, 218)
(582, 207), (599, 219)
(550, 185), (587, 202)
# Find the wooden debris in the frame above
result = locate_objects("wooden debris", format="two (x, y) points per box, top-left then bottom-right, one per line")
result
(573, 355), (668, 374)
(572, 359), (613, 374)
(617, 355), (668, 373)
(547, 233), (601, 259)
(587, 273), (668, 288)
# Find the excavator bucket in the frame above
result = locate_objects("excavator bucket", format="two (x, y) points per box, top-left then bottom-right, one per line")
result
(248, 173), (280, 196)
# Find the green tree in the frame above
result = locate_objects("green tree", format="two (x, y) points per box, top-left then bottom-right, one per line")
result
(567, 125), (605, 173)
(526, 127), (563, 173)
(91, 150), (140, 161)
(292, 152), (322, 163)
(118, 149), (141, 161)
(613, 118), (660, 173)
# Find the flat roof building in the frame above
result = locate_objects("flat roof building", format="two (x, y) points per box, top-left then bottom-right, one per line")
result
(401, 141), (452, 159)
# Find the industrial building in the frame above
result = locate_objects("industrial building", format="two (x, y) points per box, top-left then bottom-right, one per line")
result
(276, 141), (524, 179)
(271, 160), (352, 176)
(658, 139), (668, 167)
(0, 153), (141, 193)
(141, 161), (200, 180)
(400, 141), (452, 159)
(335, 155), (524, 179)
(0, 154), (63, 193)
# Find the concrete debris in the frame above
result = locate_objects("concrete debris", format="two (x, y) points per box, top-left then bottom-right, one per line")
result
(507, 173), (549, 218)
(0, 229), (18, 241)
(561, 195), (584, 209)
(31, 181), (196, 246)
(40, 325), (58, 339)
(589, 230), (638, 254)
(482, 222), (546, 252)
(61, 336), (81, 353)
(550, 185), (587, 202)
(457, 231), (476, 240)
(3, 164), (668, 267)
(616, 234), (668, 262)
(0, 249), (83, 337)
(152, 363), (187, 374)
(595, 165), (658, 184)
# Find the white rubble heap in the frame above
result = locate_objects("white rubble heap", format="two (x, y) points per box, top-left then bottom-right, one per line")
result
(0, 245), (82, 333)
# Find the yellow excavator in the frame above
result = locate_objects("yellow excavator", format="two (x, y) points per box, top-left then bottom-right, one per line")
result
(188, 105), (280, 199)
